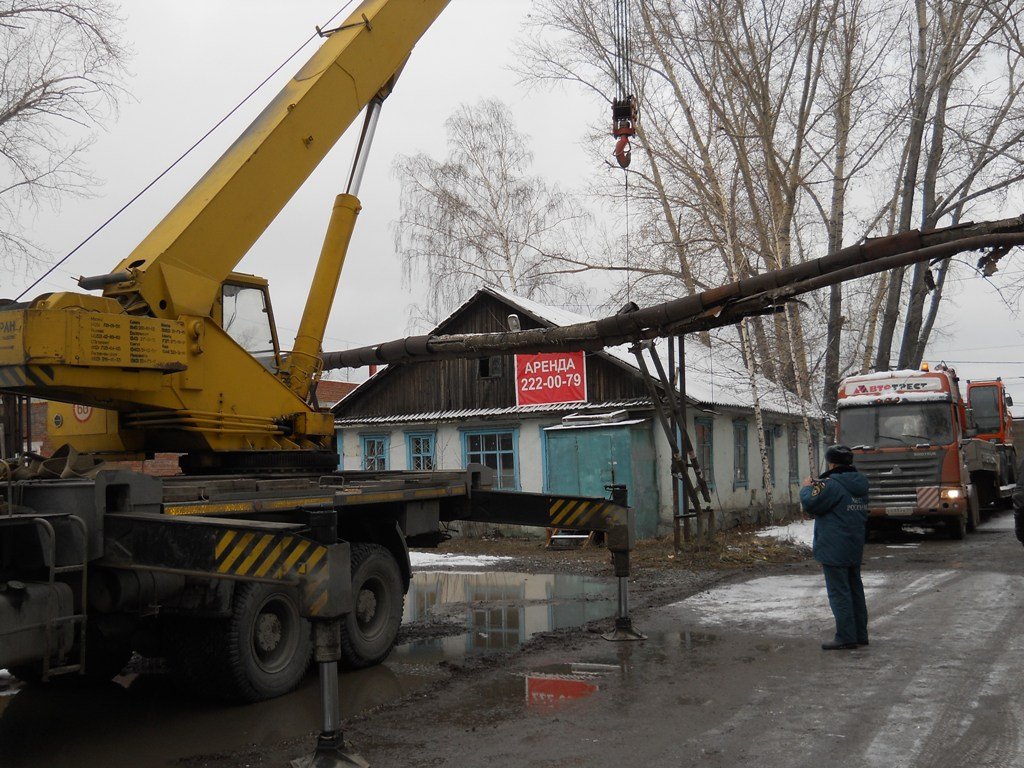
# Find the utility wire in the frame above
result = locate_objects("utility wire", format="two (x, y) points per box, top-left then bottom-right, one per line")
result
(15, 1), (356, 301)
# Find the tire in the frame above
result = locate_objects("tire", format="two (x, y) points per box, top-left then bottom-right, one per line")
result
(340, 543), (404, 669)
(967, 486), (981, 532)
(169, 582), (311, 702)
(947, 513), (967, 540)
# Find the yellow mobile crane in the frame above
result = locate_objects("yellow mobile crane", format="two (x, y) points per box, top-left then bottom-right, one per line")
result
(2, 1), (448, 467)
(0, 3), (642, 764)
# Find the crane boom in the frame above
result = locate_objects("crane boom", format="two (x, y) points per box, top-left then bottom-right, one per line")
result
(0, 0), (452, 464)
(106, 0), (451, 320)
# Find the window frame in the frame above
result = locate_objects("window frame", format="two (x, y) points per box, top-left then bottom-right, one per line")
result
(694, 416), (715, 490)
(406, 430), (437, 471)
(788, 424), (800, 484)
(763, 425), (776, 486)
(733, 419), (749, 490)
(360, 433), (390, 471)
(477, 356), (504, 380)
(460, 426), (520, 491)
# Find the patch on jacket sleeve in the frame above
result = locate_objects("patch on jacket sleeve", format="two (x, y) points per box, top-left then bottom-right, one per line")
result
(810, 481), (825, 497)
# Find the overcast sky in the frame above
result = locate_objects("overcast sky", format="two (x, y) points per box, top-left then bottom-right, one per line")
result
(10, 0), (1024, 405)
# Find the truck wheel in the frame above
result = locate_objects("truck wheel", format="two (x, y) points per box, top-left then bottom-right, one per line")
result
(967, 486), (981, 532)
(223, 582), (312, 701)
(947, 513), (967, 540)
(170, 582), (311, 702)
(340, 543), (404, 669)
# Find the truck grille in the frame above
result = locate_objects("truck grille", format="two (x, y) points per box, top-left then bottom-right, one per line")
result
(853, 450), (945, 508)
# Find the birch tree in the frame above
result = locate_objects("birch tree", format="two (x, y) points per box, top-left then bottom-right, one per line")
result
(873, 0), (1024, 370)
(0, 1), (128, 270)
(393, 99), (592, 326)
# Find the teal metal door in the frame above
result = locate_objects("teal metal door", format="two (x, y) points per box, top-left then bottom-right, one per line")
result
(544, 422), (659, 538)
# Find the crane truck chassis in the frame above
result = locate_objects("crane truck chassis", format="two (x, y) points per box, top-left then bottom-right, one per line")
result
(0, 460), (636, 701)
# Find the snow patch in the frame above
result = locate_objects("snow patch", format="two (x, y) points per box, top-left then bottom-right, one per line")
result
(838, 391), (950, 407)
(756, 519), (814, 549)
(668, 573), (889, 635)
(409, 551), (512, 569)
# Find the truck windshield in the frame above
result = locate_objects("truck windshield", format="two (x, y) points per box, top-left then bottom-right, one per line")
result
(970, 385), (1001, 433)
(838, 402), (954, 447)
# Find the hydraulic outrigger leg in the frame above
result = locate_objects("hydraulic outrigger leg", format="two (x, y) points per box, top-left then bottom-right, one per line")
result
(293, 509), (368, 768)
(601, 484), (646, 642)
(292, 619), (369, 768)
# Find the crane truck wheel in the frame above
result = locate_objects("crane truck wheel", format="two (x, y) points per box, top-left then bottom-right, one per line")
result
(222, 582), (312, 701)
(169, 582), (311, 702)
(340, 543), (404, 669)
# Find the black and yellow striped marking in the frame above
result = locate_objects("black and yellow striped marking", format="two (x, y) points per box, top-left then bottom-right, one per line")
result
(0, 365), (53, 390)
(548, 498), (614, 530)
(214, 530), (331, 616)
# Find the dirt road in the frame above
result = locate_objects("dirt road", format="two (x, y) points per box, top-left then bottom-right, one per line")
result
(3, 513), (1023, 767)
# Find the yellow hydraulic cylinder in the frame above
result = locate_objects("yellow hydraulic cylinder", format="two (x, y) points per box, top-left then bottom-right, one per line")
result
(284, 193), (361, 399)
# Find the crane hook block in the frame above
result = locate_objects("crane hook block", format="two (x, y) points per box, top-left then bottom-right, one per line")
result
(611, 95), (638, 168)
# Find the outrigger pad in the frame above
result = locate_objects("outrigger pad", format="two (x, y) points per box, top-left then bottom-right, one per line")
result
(291, 747), (369, 768)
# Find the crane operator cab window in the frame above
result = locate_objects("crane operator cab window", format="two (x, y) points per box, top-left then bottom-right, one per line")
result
(222, 282), (280, 371)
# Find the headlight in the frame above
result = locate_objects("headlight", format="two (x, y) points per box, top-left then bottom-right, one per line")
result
(940, 488), (962, 499)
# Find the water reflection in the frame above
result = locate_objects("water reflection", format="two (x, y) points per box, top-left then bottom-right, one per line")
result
(524, 662), (619, 709)
(0, 571), (615, 767)
(0, 661), (444, 768)
(398, 571), (616, 660)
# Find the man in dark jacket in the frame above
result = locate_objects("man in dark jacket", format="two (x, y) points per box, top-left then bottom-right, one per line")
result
(800, 444), (870, 651)
(1012, 458), (1024, 545)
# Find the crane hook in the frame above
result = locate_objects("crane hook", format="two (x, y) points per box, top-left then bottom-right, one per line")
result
(614, 135), (632, 168)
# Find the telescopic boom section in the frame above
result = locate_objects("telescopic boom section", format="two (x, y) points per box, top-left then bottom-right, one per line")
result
(103, 0), (452, 321)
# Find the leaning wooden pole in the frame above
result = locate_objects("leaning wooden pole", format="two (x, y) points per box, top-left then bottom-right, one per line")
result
(323, 218), (1024, 370)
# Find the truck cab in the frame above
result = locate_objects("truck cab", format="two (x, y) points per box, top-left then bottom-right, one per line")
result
(836, 365), (1014, 538)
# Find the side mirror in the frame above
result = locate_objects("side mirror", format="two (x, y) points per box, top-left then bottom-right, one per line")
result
(1007, 395), (1015, 407)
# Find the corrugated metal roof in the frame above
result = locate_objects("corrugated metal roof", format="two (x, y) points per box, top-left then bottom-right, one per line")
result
(334, 399), (653, 427)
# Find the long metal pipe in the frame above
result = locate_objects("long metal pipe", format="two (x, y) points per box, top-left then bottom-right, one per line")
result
(321, 216), (1024, 369)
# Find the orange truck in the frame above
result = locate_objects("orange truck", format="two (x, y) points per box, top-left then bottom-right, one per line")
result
(836, 365), (1016, 538)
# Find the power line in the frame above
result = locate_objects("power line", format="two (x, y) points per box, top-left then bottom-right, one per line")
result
(15, 1), (357, 301)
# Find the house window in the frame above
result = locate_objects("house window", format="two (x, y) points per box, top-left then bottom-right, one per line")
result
(463, 428), (518, 490)
(407, 432), (436, 471)
(733, 419), (748, 489)
(788, 425), (800, 484)
(361, 434), (389, 471)
(478, 356), (503, 379)
(764, 426), (776, 486)
(694, 417), (715, 489)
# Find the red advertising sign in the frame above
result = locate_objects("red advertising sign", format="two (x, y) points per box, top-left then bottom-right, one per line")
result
(515, 351), (587, 407)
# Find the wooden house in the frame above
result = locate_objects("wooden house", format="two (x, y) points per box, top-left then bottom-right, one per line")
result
(333, 287), (826, 536)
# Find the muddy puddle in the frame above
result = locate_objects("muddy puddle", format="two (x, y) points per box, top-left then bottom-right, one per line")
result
(397, 570), (617, 658)
(0, 570), (614, 767)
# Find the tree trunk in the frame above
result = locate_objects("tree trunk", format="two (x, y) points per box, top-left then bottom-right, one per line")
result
(874, 0), (930, 371)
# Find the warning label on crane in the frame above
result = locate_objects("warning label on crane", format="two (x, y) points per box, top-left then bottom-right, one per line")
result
(515, 352), (587, 407)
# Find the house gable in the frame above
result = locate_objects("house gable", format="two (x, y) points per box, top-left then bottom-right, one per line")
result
(334, 291), (651, 420)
